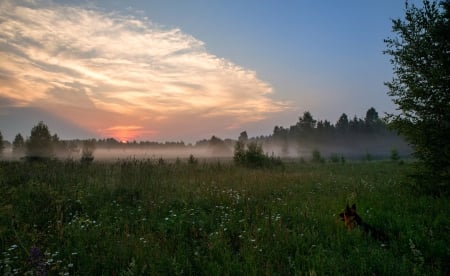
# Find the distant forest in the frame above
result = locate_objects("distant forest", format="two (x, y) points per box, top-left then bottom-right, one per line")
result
(1, 107), (411, 160)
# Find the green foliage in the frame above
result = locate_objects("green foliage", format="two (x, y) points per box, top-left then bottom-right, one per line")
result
(0, 160), (448, 274)
(311, 149), (325, 163)
(390, 148), (400, 162)
(26, 121), (54, 160)
(329, 153), (344, 163)
(364, 152), (373, 162)
(234, 141), (283, 168)
(384, 0), (450, 195)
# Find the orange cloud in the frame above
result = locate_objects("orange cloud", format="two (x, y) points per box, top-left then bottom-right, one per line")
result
(0, 0), (290, 140)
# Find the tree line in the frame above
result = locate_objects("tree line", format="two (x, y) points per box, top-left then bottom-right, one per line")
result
(0, 106), (410, 162)
(263, 107), (410, 158)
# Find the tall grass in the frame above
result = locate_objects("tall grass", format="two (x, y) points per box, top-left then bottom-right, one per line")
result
(0, 159), (448, 274)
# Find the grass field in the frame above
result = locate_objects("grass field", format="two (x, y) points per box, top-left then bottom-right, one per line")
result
(0, 159), (449, 275)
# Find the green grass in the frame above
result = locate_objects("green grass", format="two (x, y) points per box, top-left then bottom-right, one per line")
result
(0, 159), (448, 275)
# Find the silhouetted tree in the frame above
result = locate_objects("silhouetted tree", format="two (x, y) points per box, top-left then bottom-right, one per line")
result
(234, 131), (248, 164)
(209, 135), (232, 156)
(349, 116), (365, 133)
(12, 133), (25, 156)
(336, 113), (349, 134)
(238, 131), (248, 143)
(364, 107), (383, 133)
(364, 107), (378, 123)
(26, 121), (54, 160)
(384, 0), (450, 195)
(297, 111), (317, 131)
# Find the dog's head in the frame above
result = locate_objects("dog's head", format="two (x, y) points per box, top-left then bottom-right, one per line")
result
(339, 203), (358, 229)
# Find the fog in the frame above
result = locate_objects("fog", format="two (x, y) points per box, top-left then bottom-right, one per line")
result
(91, 147), (233, 162)
(1, 136), (411, 162)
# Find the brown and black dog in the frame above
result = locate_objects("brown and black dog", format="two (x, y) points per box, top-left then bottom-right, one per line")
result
(339, 203), (389, 242)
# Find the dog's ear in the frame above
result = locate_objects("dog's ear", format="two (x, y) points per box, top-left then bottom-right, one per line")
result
(351, 203), (356, 210)
(339, 212), (344, 219)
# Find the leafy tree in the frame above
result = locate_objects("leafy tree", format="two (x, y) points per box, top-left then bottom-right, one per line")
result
(384, 0), (450, 195)
(238, 131), (248, 143)
(234, 131), (249, 163)
(12, 133), (25, 156)
(26, 121), (54, 160)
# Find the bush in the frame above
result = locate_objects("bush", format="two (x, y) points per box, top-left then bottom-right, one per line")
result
(390, 148), (400, 162)
(364, 152), (373, 162)
(311, 149), (325, 163)
(233, 141), (283, 168)
(329, 153), (340, 163)
(188, 154), (198, 165)
(81, 140), (95, 163)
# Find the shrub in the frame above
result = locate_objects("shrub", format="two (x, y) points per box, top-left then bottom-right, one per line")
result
(311, 149), (325, 163)
(233, 141), (283, 168)
(81, 140), (95, 163)
(329, 153), (340, 163)
(188, 154), (198, 165)
(390, 148), (400, 162)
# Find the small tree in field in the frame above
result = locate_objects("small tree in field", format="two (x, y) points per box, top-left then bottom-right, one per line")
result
(390, 148), (401, 162)
(233, 131), (248, 164)
(311, 149), (325, 163)
(26, 121), (54, 160)
(384, 0), (450, 195)
(81, 139), (96, 163)
(12, 133), (25, 156)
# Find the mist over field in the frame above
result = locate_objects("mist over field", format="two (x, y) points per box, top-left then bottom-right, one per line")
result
(2, 135), (411, 162)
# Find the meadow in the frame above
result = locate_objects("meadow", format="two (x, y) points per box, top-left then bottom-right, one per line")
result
(0, 159), (448, 275)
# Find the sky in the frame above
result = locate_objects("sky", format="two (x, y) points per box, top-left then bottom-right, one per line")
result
(0, 0), (423, 143)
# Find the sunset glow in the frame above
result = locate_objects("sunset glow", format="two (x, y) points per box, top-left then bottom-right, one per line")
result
(100, 125), (157, 143)
(0, 0), (288, 141)
(0, 0), (420, 142)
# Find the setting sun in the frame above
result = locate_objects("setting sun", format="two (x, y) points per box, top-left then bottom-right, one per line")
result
(101, 125), (146, 142)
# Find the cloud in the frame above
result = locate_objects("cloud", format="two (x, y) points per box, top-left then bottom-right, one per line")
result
(0, 0), (289, 141)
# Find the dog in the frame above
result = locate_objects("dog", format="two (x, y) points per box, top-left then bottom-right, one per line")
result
(339, 203), (389, 242)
